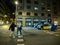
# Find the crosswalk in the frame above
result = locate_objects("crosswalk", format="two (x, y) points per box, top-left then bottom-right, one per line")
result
(17, 35), (25, 45)
(15, 27), (25, 45)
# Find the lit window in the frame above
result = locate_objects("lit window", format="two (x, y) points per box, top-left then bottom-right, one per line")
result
(47, 9), (51, 11)
(34, 7), (38, 10)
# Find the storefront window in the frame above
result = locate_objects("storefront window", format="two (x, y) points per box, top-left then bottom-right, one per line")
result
(17, 18), (22, 25)
(33, 18), (39, 27)
(40, 18), (46, 24)
(26, 18), (31, 27)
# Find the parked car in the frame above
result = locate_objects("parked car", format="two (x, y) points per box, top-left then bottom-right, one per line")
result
(42, 24), (51, 30)
(37, 23), (54, 30)
(37, 24), (43, 30)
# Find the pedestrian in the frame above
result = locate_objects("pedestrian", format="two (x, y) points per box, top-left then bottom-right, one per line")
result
(17, 23), (22, 36)
(54, 20), (58, 31)
(9, 21), (16, 38)
(50, 23), (55, 31)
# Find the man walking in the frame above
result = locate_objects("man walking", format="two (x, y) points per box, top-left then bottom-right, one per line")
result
(17, 22), (22, 36)
(9, 21), (16, 38)
(54, 20), (58, 31)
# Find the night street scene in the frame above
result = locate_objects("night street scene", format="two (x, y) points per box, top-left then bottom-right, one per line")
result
(0, 0), (60, 45)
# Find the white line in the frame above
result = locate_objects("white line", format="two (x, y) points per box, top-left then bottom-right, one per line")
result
(17, 39), (24, 42)
(18, 35), (23, 38)
(17, 44), (25, 45)
(55, 34), (60, 36)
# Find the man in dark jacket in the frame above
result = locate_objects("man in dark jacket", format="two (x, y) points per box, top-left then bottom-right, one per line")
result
(17, 25), (22, 35)
(9, 21), (16, 38)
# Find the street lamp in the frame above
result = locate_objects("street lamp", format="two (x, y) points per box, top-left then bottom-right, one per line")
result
(15, 0), (18, 24)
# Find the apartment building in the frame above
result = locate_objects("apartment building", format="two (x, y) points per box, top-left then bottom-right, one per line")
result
(16, 0), (60, 27)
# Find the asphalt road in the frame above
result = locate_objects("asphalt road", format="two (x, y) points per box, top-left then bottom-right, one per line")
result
(0, 25), (17, 45)
(0, 25), (60, 45)
(23, 28), (60, 45)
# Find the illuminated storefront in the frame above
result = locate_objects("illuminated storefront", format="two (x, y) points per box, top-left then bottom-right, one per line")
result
(17, 18), (22, 25)
(40, 18), (46, 24)
(33, 18), (39, 27)
(25, 18), (31, 27)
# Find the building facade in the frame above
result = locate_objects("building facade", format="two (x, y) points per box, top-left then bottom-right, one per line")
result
(16, 0), (60, 27)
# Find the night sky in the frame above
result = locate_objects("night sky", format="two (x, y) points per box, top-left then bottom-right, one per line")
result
(0, 0), (15, 14)
(1, 0), (16, 18)
(5, 0), (15, 13)
(0, 0), (15, 19)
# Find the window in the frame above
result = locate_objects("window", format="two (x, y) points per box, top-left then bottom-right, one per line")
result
(41, 7), (45, 10)
(18, 5), (24, 10)
(34, 6), (38, 11)
(19, 0), (23, 3)
(53, 2), (56, 5)
(34, 13), (38, 16)
(26, 18), (31, 27)
(34, 1), (38, 4)
(34, 5), (38, 11)
(47, 0), (51, 7)
(47, 7), (50, 9)
(41, 2), (45, 5)
(27, 5), (31, 9)
(47, 9), (51, 12)
(41, 13), (45, 16)
(54, 11), (57, 14)
(48, 14), (51, 17)
(27, 12), (30, 16)
(26, 0), (31, 4)
(18, 12), (22, 15)
(47, 7), (51, 12)
(47, 4), (50, 7)
(54, 7), (56, 10)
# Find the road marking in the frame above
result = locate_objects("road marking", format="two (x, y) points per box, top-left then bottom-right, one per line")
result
(49, 32), (54, 34)
(43, 30), (48, 32)
(17, 39), (24, 42)
(17, 44), (25, 45)
(18, 35), (23, 38)
(46, 31), (55, 34)
(55, 34), (60, 36)
(17, 35), (25, 45)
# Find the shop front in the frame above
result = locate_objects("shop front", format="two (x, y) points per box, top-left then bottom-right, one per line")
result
(40, 18), (46, 24)
(33, 18), (39, 28)
(25, 18), (31, 27)
(17, 18), (22, 26)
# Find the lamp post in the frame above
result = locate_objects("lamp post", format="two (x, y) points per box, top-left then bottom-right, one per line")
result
(15, 0), (18, 24)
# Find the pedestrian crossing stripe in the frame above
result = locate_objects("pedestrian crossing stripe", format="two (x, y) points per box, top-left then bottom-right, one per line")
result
(48, 32), (54, 34)
(18, 35), (23, 38)
(43, 30), (48, 32)
(55, 34), (60, 36)
(17, 44), (25, 45)
(17, 39), (24, 42)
